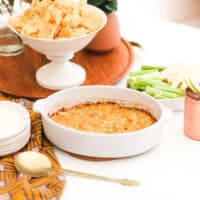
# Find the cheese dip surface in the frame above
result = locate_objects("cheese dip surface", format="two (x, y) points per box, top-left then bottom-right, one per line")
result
(49, 102), (156, 134)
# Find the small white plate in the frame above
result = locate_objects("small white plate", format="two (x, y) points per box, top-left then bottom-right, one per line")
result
(0, 133), (30, 157)
(0, 126), (30, 148)
(0, 101), (30, 140)
(0, 124), (30, 146)
(0, 101), (30, 156)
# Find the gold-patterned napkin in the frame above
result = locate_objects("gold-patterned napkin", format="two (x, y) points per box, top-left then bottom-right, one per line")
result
(0, 97), (66, 200)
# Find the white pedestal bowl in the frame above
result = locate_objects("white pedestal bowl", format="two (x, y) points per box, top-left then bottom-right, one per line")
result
(9, 5), (107, 90)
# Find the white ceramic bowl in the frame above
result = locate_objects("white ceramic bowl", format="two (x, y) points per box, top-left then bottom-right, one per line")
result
(33, 86), (170, 158)
(9, 5), (107, 90)
(159, 97), (184, 111)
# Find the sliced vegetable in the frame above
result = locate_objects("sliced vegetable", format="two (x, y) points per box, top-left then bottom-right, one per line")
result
(127, 65), (184, 99)
(145, 86), (183, 99)
(185, 70), (200, 94)
(185, 76), (199, 94)
(141, 65), (166, 72)
(129, 69), (159, 77)
(129, 72), (161, 81)
(160, 65), (187, 88)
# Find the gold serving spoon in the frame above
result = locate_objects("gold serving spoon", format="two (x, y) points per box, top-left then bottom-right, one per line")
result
(15, 151), (139, 187)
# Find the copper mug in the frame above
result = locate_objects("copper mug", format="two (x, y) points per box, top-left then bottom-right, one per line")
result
(184, 88), (200, 140)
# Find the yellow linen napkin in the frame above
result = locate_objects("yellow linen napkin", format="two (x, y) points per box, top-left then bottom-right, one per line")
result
(0, 97), (66, 200)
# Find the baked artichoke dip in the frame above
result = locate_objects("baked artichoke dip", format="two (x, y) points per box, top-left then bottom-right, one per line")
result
(49, 102), (156, 134)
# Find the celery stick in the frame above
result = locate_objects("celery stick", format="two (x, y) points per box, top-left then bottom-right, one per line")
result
(137, 78), (183, 96)
(127, 79), (144, 90)
(129, 69), (159, 77)
(144, 86), (160, 96)
(141, 65), (166, 72)
(141, 72), (161, 80)
(128, 79), (144, 90)
(145, 86), (183, 99)
(127, 67), (184, 99)
(153, 84), (183, 95)
(127, 79), (138, 90)
(128, 78), (166, 91)
(136, 78), (170, 87)
(129, 72), (161, 82)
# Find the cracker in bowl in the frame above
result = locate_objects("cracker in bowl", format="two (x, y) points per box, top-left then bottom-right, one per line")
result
(9, 0), (102, 39)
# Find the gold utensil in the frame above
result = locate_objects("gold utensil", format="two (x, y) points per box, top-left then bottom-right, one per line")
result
(15, 151), (139, 187)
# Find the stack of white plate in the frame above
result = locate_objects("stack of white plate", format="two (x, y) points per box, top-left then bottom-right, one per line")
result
(0, 101), (30, 156)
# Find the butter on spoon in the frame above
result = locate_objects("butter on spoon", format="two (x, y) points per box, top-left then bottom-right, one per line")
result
(15, 151), (139, 187)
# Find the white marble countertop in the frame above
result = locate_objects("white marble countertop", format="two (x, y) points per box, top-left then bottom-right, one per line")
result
(53, 5), (200, 200)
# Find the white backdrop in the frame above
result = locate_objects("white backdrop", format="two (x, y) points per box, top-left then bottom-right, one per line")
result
(118, 0), (200, 22)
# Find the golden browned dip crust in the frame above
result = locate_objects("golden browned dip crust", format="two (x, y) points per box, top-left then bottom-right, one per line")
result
(49, 102), (156, 134)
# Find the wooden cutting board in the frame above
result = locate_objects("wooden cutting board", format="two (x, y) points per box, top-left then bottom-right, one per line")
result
(0, 38), (134, 99)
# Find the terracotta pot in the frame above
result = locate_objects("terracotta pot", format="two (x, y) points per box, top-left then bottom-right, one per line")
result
(87, 12), (121, 52)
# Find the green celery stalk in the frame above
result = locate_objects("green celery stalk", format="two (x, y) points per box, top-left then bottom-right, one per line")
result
(141, 65), (166, 72)
(153, 84), (183, 95)
(128, 77), (167, 91)
(129, 72), (161, 82)
(145, 86), (183, 99)
(128, 75), (184, 97)
(129, 69), (159, 77)
(136, 77), (170, 87)
(127, 79), (144, 90)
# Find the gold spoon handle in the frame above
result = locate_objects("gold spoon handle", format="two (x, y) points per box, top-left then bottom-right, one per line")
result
(58, 168), (139, 187)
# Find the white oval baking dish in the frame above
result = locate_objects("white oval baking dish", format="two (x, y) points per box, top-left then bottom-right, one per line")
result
(33, 86), (171, 158)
